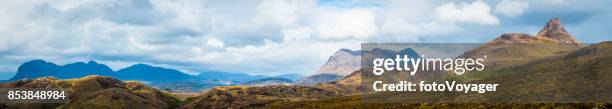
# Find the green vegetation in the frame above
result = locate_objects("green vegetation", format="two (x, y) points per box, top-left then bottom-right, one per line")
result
(180, 85), (341, 108)
(266, 95), (609, 109)
(1, 41), (610, 108)
(262, 41), (612, 109)
(0, 75), (181, 109)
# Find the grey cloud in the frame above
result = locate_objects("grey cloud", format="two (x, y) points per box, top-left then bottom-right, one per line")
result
(1, 0), (611, 76)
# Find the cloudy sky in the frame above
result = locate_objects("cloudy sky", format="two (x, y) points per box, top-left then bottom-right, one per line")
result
(0, 0), (610, 79)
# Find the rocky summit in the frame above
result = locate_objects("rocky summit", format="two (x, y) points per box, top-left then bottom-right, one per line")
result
(536, 18), (581, 45)
(460, 18), (584, 68)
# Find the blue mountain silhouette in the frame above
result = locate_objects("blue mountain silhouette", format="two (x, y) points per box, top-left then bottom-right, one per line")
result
(10, 59), (114, 81)
(6, 59), (296, 84)
(195, 71), (267, 82)
(8, 59), (197, 84)
(114, 64), (198, 83)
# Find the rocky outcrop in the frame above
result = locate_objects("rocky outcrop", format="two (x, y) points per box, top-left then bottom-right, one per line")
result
(296, 48), (419, 85)
(459, 18), (583, 68)
(536, 18), (581, 45)
(314, 49), (362, 76)
(294, 49), (362, 85)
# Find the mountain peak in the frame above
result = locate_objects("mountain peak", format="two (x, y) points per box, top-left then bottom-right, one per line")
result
(336, 48), (361, 56)
(339, 48), (352, 52)
(23, 59), (53, 65)
(545, 18), (562, 28)
(131, 64), (153, 68)
(536, 18), (580, 44)
(315, 48), (362, 76)
(87, 60), (98, 65)
(12, 59), (112, 81)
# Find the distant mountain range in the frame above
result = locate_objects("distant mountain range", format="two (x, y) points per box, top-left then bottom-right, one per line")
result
(114, 64), (198, 83)
(195, 71), (266, 83)
(270, 73), (303, 81)
(294, 73), (343, 85)
(241, 78), (293, 86)
(7, 59), (202, 84)
(3, 59), (302, 90)
(10, 60), (115, 81)
(195, 71), (302, 82)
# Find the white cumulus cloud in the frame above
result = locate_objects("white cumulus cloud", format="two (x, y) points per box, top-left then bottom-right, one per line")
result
(435, 0), (499, 25)
(206, 38), (224, 48)
(9, 0), (606, 77)
(495, 0), (529, 17)
(313, 9), (379, 40)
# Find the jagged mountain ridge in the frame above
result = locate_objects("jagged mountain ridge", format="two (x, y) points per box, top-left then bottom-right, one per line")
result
(488, 18), (580, 45)
(536, 18), (581, 45)
(7, 60), (199, 84)
(10, 60), (114, 81)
